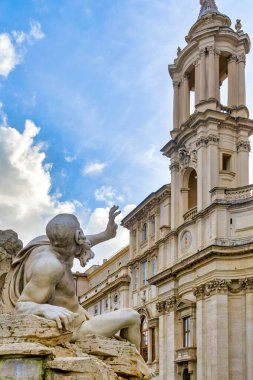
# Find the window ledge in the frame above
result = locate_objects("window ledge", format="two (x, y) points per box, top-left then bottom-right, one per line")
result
(175, 347), (196, 363)
(219, 170), (236, 177)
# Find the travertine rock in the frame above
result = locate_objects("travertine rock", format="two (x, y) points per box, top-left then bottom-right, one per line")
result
(0, 314), (72, 346)
(47, 356), (119, 380)
(0, 342), (53, 357)
(76, 335), (137, 357)
(0, 314), (147, 379)
(76, 335), (150, 379)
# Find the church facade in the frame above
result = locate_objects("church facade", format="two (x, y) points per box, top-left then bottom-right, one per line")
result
(79, 2), (253, 379)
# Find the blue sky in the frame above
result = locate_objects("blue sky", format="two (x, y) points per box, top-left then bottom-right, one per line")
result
(0, 0), (252, 269)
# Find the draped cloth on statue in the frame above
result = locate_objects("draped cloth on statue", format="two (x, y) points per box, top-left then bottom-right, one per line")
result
(2, 236), (51, 311)
(2, 236), (91, 321)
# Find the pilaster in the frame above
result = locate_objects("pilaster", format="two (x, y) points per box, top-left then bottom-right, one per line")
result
(228, 55), (237, 107)
(199, 49), (206, 102)
(173, 81), (180, 130)
(237, 54), (246, 106)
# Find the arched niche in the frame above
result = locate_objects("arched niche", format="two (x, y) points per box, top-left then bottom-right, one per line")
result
(182, 167), (197, 213)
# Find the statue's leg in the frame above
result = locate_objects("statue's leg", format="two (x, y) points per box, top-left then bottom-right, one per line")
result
(74, 308), (141, 350)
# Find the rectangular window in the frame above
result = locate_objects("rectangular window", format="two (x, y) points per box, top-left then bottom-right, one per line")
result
(183, 317), (191, 348)
(134, 267), (138, 290)
(152, 256), (157, 275)
(151, 219), (155, 236)
(222, 153), (232, 171)
(142, 260), (148, 285)
(143, 223), (148, 241)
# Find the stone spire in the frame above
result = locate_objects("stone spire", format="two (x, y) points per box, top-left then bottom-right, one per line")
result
(198, 0), (220, 19)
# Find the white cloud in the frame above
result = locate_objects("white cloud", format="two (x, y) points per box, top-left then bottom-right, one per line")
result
(29, 20), (45, 42)
(0, 108), (79, 243)
(0, 107), (133, 273)
(64, 155), (77, 163)
(82, 162), (107, 175)
(0, 34), (20, 77)
(94, 185), (124, 206)
(12, 20), (44, 45)
(0, 21), (44, 78)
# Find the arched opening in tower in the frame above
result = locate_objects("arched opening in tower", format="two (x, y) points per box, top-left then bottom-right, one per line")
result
(188, 169), (197, 209)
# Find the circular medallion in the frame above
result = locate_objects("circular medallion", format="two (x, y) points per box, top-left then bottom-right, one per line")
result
(181, 230), (192, 251)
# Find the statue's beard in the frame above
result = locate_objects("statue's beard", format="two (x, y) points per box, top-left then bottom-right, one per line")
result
(75, 242), (95, 267)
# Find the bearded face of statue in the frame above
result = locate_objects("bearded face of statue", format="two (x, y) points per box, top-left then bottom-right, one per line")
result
(74, 229), (95, 267)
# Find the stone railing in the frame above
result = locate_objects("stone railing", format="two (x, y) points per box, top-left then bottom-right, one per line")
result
(183, 206), (197, 222)
(211, 185), (253, 203)
(175, 347), (197, 363)
(225, 185), (253, 201)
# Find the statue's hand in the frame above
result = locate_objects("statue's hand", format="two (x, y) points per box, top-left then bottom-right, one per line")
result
(41, 304), (78, 330)
(105, 205), (121, 239)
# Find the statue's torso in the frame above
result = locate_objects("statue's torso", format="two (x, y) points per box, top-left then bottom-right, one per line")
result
(24, 245), (87, 326)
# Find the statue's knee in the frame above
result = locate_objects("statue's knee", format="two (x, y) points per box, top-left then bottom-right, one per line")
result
(123, 308), (140, 325)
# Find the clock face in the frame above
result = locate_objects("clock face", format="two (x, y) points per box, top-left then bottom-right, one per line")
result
(181, 230), (192, 251)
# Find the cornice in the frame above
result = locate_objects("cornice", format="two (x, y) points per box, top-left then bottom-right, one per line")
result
(161, 109), (253, 158)
(148, 242), (253, 286)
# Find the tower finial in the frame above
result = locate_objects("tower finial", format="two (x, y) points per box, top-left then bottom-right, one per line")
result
(198, 0), (220, 19)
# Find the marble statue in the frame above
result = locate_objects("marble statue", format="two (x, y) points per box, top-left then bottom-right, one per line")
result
(2, 206), (141, 351)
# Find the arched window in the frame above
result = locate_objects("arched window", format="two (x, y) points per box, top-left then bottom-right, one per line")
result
(140, 316), (148, 362)
(188, 169), (197, 209)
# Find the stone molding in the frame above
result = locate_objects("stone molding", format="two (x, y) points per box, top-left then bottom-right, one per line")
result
(193, 277), (253, 299)
(156, 296), (177, 314)
(237, 140), (251, 152)
(169, 161), (180, 172)
(196, 134), (220, 148)
(178, 146), (197, 171)
(122, 186), (171, 229)
(237, 53), (246, 63)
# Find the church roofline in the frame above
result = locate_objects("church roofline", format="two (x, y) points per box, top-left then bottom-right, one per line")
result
(121, 184), (171, 228)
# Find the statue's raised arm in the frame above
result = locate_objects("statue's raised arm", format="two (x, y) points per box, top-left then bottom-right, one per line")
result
(86, 205), (121, 247)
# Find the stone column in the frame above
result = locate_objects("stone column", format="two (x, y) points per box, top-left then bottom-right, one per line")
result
(215, 50), (220, 102)
(196, 137), (207, 211)
(173, 81), (180, 130)
(155, 325), (159, 363)
(199, 50), (206, 102)
(170, 158), (180, 228)
(206, 134), (219, 205)
(147, 328), (152, 365)
(159, 314), (167, 380)
(237, 140), (250, 186)
(195, 291), (206, 380)
(228, 55), (237, 107)
(178, 81), (183, 127)
(166, 310), (176, 380)
(206, 293), (229, 380)
(245, 282), (253, 380)
(182, 74), (190, 123)
(194, 58), (200, 105)
(208, 47), (216, 100)
(238, 54), (246, 106)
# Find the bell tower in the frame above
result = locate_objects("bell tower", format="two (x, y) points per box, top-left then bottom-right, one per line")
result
(162, 0), (253, 229)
